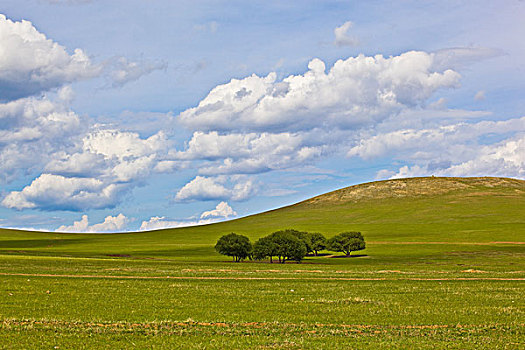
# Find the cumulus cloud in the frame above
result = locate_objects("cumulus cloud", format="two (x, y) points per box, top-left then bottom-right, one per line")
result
(139, 216), (216, 231)
(175, 176), (257, 202)
(172, 50), (475, 195)
(56, 213), (128, 233)
(200, 201), (237, 219)
(0, 96), (85, 182)
(3, 23), (518, 217)
(352, 116), (525, 180)
(174, 131), (324, 175)
(140, 201), (236, 231)
(334, 21), (359, 47)
(0, 14), (178, 210)
(1, 126), (175, 210)
(389, 134), (525, 179)
(179, 51), (460, 133)
(348, 117), (525, 160)
(0, 15), (101, 102)
(2, 174), (124, 211)
(0, 91), (178, 211)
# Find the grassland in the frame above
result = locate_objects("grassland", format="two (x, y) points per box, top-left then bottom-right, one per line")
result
(0, 177), (524, 349)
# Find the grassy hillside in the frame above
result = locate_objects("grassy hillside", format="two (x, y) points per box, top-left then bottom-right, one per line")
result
(1, 176), (523, 259)
(0, 177), (523, 349)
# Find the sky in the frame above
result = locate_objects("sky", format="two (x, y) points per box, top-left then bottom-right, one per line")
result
(0, 0), (524, 232)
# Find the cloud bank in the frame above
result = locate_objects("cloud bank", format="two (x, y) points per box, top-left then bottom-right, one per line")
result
(1, 12), (523, 219)
(140, 201), (237, 231)
(0, 15), (100, 102)
(56, 213), (128, 233)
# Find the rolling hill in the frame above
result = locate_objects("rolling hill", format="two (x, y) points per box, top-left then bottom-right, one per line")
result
(0, 176), (524, 260)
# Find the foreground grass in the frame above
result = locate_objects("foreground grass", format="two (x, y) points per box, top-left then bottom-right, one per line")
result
(0, 251), (523, 349)
(2, 320), (522, 349)
(1, 270), (523, 349)
(0, 177), (524, 348)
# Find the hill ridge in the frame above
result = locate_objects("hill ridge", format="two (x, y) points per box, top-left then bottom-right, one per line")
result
(299, 176), (525, 205)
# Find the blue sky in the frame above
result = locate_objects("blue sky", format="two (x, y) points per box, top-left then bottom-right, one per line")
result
(0, 0), (523, 232)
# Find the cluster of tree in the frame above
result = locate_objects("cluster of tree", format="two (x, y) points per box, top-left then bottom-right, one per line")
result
(214, 230), (365, 263)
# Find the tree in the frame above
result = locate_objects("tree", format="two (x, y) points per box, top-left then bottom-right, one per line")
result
(253, 230), (307, 263)
(253, 235), (278, 263)
(285, 229), (312, 254)
(286, 229), (327, 256)
(327, 231), (365, 256)
(215, 233), (252, 262)
(309, 232), (327, 256)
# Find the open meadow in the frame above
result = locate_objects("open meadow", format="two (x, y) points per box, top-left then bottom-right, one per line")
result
(1, 177), (524, 349)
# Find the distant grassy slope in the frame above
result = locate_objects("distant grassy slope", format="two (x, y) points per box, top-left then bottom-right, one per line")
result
(0, 177), (524, 260)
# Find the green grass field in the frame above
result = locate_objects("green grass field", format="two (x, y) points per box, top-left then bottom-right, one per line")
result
(0, 177), (524, 349)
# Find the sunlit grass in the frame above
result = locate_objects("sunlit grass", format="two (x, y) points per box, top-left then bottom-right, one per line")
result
(0, 177), (523, 348)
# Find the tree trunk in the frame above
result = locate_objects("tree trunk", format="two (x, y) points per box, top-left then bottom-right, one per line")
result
(270, 256), (273, 263)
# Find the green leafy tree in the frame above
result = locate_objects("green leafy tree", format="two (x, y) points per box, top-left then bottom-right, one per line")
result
(327, 231), (365, 256)
(284, 229), (313, 254)
(309, 232), (327, 256)
(215, 233), (252, 262)
(286, 230), (327, 256)
(253, 235), (278, 263)
(253, 230), (307, 263)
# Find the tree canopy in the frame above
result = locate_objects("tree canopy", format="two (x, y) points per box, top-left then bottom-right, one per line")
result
(253, 230), (307, 263)
(215, 229), (365, 263)
(285, 229), (327, 256)
(214, 233), (252, 262)
(327, 231), (365, 256)
(308, 232), (327, 256)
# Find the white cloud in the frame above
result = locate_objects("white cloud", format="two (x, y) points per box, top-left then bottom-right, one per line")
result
(179, 51), (460, 133)
(0, 14), (101, 102)
(0, 96), (84, 182)
(348, 117), (525, 161)
(389, 135), (525, 179)
(175, 176), (229, 201)
(362, 117), (525, 180)
(0, 92), (181, 210)
(140, 201), (236, 231)
(172, 50), (494, 193)
(44, 152), (107, 177)
(175, 131), (324, 175)
(109, 57), (167, 87)
(81, 129), (170, 182)
(334, 21), (359, 47)
(57, 215), (89, 232)
(139, 216), (216, 231)
(83, 129), (168, 160)
(2, 174), (124, 211)
(89, 213), (128, 232)
(56, 213), (128, 233)
(1, 126), (177, 210)
(200, 201), (237, 218)
(175, 175), (257, 202)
